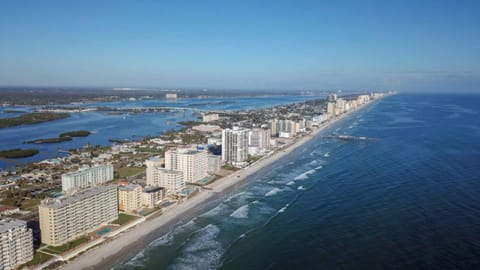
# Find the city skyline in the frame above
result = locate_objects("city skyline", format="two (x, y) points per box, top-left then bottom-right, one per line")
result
(1, 0), (479, 92)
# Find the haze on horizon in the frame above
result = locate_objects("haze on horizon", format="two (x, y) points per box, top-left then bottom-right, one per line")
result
(0, 0), (479, 93)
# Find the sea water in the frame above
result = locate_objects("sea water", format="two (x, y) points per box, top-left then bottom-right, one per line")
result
(118, 93), (480, 269)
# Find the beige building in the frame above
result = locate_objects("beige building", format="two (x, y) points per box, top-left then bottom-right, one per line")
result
(142, 187), (164, 208)
(202, 113), (219, 122)
(248, 128), (271, 153)
(39, 185), (118, 246)
(118, 184), (142, 213)
(165, 148), (208, 183)
(0, 219), (33, 270)
(147, 168), (184, 194)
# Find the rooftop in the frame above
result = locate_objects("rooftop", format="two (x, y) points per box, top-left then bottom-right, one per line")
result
(0, 218), (27, 234)
(40, 185), (117, 209)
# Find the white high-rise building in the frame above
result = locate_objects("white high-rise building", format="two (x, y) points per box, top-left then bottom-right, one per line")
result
(145, 156), (164, 186)
(61, 164), (114, 192)
(202, 113), (219, 122)
(0, 219), (34, 270)
(327, 102), (336, 117)
(165, 148), (208, 183)
(222, 127), (249, 166)
(147, 168), (184, 194)
(38, 185), (118, 246)
(248, 128), (271, 151)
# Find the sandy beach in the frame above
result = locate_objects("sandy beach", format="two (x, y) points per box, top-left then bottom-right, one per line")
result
(58, 100), (377, 270)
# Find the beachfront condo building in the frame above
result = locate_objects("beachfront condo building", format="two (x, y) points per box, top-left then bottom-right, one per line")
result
(248, 128), (271, 155)
(118, 184), (142, 213)
(146, 168), (185, 195)
(327, 102), (336, 117)
(0, 219), (34, 270)
(222, 127), (249, 166)
(142, 187), (164, 208)
(61, 164), (114, 192)
(39, 185), (118, 246)
(165, 148), (208, 183)
(207, 155), (222, 174)
(269, 119), (303, 138)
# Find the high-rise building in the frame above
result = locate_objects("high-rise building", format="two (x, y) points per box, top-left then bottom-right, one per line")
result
(207, 155), (222, 174)
(327, 102), (336, 117)
(222, 127), (249, 165)
(61, 164), (114, 192)
(147, 168), (184, 194)
(248, 128), (271, 151)
(118, 184), (142, 213)
(0, 219), (33, 270)
(39, 185), (118, 246)
(269, 119), (303, 138)
(145, 156), (164, 186)
(165, 148), (208, 183)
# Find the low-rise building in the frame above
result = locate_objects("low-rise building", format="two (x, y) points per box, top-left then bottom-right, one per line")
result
(202, 113), (219, 122)
(142, 187), (164, 208)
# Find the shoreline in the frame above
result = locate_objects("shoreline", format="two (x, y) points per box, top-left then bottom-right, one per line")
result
(57, 98), (382, 270)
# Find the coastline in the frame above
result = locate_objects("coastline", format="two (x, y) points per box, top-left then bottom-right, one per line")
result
(57, 98), (382, 270)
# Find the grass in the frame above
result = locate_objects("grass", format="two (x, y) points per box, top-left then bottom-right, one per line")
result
(111, 213), (138, 225)
(21, 251), (53, 267)
(221, 164), (240, 171)
(44, 236), (89, 254)
(115, 166), (144, 178)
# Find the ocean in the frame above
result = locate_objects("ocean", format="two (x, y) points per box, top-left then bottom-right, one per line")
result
(118, 93), (480, 269)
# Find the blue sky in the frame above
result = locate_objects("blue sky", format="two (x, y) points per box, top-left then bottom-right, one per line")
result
(0, 0), (479, 92)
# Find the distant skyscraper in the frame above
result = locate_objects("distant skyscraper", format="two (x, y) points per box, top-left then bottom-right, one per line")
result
(61, 164), (114, 192)
(222, 127), (249, 165)
(0, 219), (34, 270)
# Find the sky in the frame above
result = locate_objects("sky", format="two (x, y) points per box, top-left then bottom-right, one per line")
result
(0, 0), (479, 92)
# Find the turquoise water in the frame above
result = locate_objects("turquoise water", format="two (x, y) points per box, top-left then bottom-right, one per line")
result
(96, 228), (112, 236)
(118, 93), (480, 269)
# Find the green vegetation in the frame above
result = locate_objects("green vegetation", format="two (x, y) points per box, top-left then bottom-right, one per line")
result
(115, 166), (145, 178)
(111, 213), (138, 225)
(222, 164), (240, 171)
(59, 130), (91, 137)
(0, 148), (39, 158)
(43, 236), (89, 254)
(246, 155), (260, 164)
(27, 137), (72, 144)
(21, 252), (52, 267)
(178, 121), (202, 127)
(3, 109), (26, 113)
(181, 131), (206, 144)
(0, 112), (70, 128)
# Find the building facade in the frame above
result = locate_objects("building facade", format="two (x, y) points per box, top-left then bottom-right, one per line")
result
(142, 187), (164, 208)
(0, 219), (33, 270)
(165, 148), (208, 183)
(39, 185), (118, 246)
(61, 164), (114, 192)
(118, 184), (142, 213)
(248, 128), (271, 152)
(147, 168), (184, 194)
(222, 127), (249, 165)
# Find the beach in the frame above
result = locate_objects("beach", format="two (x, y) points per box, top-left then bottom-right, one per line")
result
(58, 100), (376, 270)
